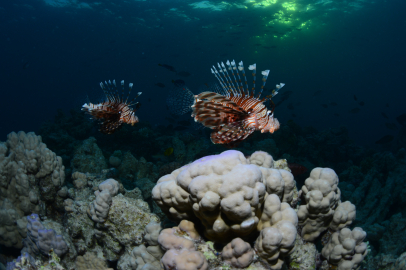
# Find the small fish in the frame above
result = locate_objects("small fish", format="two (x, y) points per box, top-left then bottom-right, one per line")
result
(288, 163), (307, 177)
(353, 95), (357, 101)
(174, 126), (188, 131)
(155, 83), (165, 88)
(177, 71), (191, 77)
(349, 108), (360, 114)
(381, 112), (389, 119)
(359, 101), (365, 106)
(329, 102), (337, 106)
(178, 120), (191, 126)
(375, 135), (394, 144)
(312, 90), (322, 97)
(158, 64), (176, 72)
(334, 113), (340, 117)
(164, 147), (174, 156)
(385, 122), (398, 130)
(172, 79), (185, 87)
(287, 103), (294, 110)
(321, 104), (328, 108)
(396, 113), (406, 126)
(292, 114), (296, 117)
(386, 103), (389, 108)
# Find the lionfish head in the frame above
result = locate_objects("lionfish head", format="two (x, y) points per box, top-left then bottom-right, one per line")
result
(128, 114), (139, 126)
(259, 111), (280, 134)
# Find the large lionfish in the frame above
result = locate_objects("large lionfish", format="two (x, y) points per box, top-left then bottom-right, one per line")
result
(82, 80), (142, 134)
(192, 60), (285, 144)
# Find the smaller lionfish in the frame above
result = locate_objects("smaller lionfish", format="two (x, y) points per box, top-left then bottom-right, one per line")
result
(82, 80), (142, 134)
(192, 60), (285, 144)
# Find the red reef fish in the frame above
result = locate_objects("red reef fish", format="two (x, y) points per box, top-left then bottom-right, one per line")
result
(288, 163), (307, 177)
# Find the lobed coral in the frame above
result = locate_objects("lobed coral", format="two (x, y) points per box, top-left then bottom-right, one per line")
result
(0, 131), (65, 249)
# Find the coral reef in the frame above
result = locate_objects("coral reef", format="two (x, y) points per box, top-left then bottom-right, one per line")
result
(2, 125), (405, 270)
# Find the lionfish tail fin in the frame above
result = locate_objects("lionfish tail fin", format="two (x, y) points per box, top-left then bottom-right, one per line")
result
(166, 86), (194, 116)
(192, 92), (246, 128)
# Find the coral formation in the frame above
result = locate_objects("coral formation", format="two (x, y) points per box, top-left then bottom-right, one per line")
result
(75, 252), (109, 270)
(222, 238), (254, 268)
(23, 214), (68, 257)
(71, 137), (108, 173)
(153, 150), (297, 245)
(297, 167), (356, 241)
(322, 227), (368, 269)
(87, 179), (120, 223)
(0, 131), (65, 249)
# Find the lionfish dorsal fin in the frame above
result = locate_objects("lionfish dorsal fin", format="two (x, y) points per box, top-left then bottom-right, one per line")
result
(257, 70), (270, 99)
(120, 80), (125, 102)
(229, 60), (244, 96)
(238, 61), (249, 95)
(271, 83), (285, 98)
(248, 64), (256, 96)
(125, 83), (134, 103)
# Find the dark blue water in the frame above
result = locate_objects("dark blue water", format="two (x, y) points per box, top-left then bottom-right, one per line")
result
(0, 0), (405, 146)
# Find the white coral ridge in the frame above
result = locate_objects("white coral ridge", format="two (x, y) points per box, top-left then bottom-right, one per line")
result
(322, 227), (368, 270)
(87, 179), (119, 223)
(152, 150), (297, 246)
(297, 168), (356, 241)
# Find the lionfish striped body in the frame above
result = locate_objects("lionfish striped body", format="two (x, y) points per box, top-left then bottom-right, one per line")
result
(192, 60), (285, 144)
(82, 80), (142, 134)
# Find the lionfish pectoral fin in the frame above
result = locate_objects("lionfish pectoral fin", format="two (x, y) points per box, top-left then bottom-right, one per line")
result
(210, 124), (255, 144)
(193, 100), (246, 129)
(100, 120), (123, 134)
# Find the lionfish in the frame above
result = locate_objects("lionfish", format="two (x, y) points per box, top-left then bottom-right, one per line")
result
(82, 80), (142, 134)
(192, 60), (285, 144)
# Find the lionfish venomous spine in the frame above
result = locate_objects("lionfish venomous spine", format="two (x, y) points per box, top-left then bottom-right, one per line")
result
(82, 80), (142, 134)
(192, 60), (285, 144)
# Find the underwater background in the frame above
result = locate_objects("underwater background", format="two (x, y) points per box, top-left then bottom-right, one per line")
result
(1, 0), (406, 270)
(1, 0), (406, 146)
